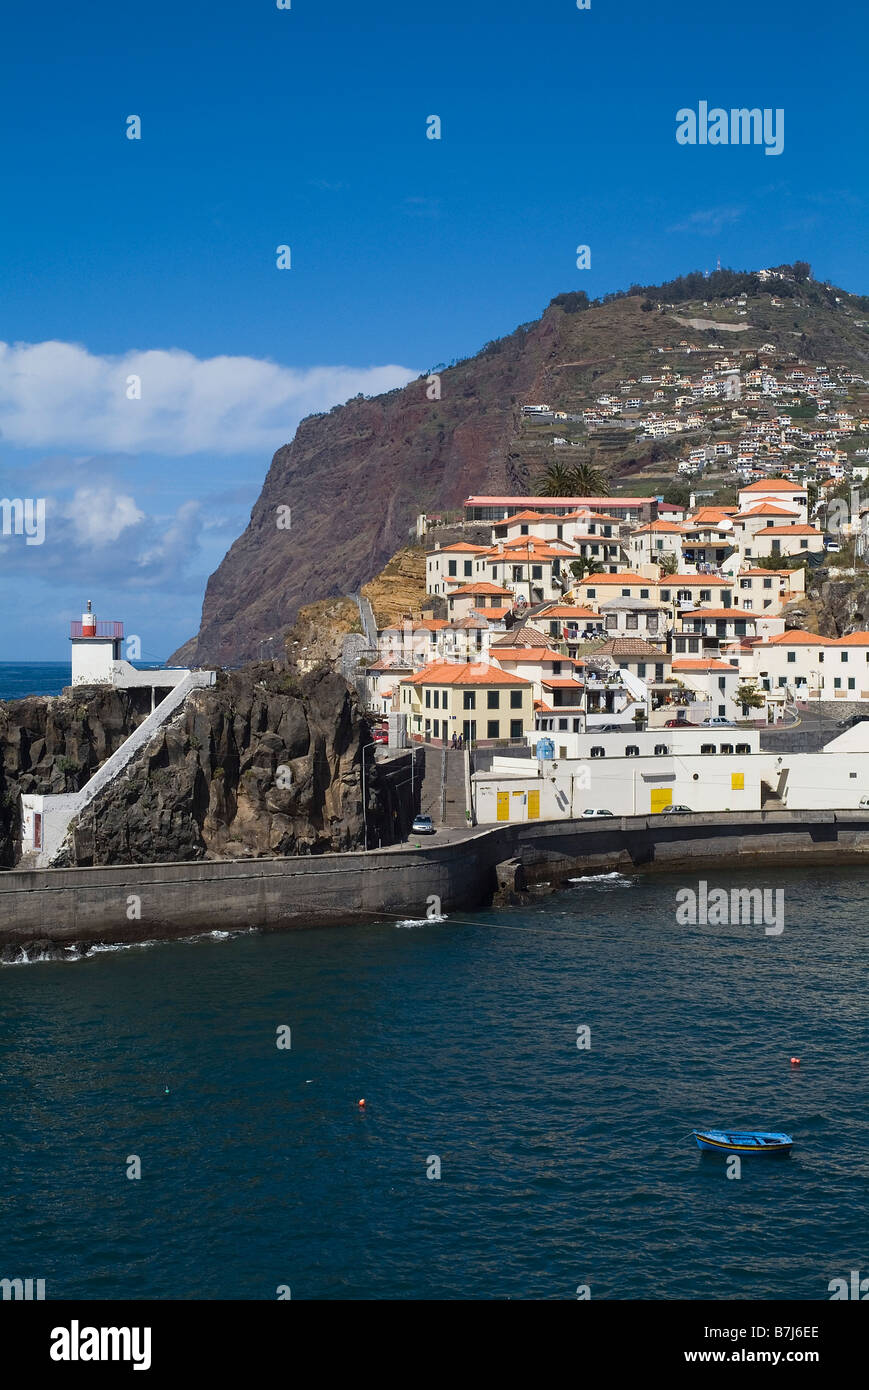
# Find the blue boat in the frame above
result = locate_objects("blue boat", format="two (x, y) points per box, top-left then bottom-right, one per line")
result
(693, 1129), (793, 1155)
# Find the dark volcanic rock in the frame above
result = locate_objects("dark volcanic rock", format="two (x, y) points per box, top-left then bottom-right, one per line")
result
(53, 665), (392, 866)
(0, 686), (153, 867)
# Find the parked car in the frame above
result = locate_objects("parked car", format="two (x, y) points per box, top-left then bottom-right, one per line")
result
(837, 713), (868, 730)
(824, 539), (841, 552)
(859, 796), (869, 809)
(660, 804), (693, 814)
(664, 718), (697, 727)
(581, 808), (615, 818)
(701, 716), (733, 727)
(373, 729), (389, 744)
(410, 815), (436, 835)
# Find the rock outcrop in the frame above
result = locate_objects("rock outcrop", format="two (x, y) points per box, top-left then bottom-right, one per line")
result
(0, 687), (153, 867)
(54, 665), (395, 866)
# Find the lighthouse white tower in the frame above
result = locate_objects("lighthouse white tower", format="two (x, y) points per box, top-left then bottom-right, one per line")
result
(70, 600), (124, 685)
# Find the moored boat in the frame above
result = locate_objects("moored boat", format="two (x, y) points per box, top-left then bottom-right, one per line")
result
(692, 1129), (793, 1155)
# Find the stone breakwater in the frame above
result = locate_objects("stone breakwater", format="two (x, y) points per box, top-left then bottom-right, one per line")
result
(2, 809), (868, 960)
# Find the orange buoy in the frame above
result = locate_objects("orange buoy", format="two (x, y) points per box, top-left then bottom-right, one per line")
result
(790, 1057), (801, 1065)
(358, 1098), (366, 1109)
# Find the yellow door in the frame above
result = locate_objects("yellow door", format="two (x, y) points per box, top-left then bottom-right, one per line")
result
(496, 791), (510, 821)
(731, 772), (744, 790)
(650, 788), (673, 814)
(527, 789), (540, 820)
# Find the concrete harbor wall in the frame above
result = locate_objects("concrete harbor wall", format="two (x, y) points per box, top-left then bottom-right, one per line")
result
(2, 810), (869, 950)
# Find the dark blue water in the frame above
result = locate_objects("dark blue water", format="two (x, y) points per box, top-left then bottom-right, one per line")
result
(0, 661), (173, 701)
(1, 866), (867, 1300)
(0, 662), (71, 700)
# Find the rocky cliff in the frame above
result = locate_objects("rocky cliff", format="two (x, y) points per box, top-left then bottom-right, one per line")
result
(172, 271), (869, 667)
(0, 687), (153, 867)
(2, 668), (402, 869)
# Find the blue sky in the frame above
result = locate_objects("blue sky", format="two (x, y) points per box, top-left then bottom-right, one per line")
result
(1, 0), (867, 660)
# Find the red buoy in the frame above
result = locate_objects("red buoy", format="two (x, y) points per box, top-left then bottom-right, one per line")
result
(790, 1057), (801, 1066)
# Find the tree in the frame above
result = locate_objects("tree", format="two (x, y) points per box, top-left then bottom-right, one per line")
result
(538, 461), (578, 496)
(659, 553), (678, 576)
(736, 682), (766, 711)
(570, 460), (609, 496)
(569, 558), (604, 584)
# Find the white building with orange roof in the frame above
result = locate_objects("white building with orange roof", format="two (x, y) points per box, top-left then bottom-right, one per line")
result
(733, 566), (805, 612)
(534, 602), (605, 646)
(445, 581), (515, 623)
(628, 519), (685, 566)
(671, 657), (743, 722)
(571, 571), (663, 609)
(740, 630), (869, 701)
(736, 478), (808, 521)
(397, 660), (534, 745)
(473, 536), (573, 603)
(425, 540), (491, 596)
(749, 523), (825, 561)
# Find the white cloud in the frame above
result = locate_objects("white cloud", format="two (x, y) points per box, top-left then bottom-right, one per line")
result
(0, 341), (420, 455)
(63, 486), (145, 545)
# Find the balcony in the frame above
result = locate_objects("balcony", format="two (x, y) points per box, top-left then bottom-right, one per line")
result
(70, 620), (124, 639)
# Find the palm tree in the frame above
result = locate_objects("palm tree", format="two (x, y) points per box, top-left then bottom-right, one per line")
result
(538, 460), (577, 496)
(570, 460), (609, 496)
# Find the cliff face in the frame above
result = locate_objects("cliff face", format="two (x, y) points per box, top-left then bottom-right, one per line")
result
(173, 276), (869, 667)
(172, 313), (557, 666)
(0, 688), (153, 867)
(54, 666), (393, 866)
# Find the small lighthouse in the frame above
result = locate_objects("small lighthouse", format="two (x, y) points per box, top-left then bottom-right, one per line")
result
(70, 599), (124, 686)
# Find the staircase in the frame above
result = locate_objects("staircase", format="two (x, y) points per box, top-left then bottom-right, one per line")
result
(416, 742), (469, 827)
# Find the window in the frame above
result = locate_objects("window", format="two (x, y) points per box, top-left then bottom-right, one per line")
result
(487, 690), (499, 709)
(701, 743), (715, 754)
(718, 676), (727, 689)
(661, 589), (671, 602)
(841, 653), (849, 663)
(800, 539), (808, 550)
(654, 744), (669, 755)
(819, 652), (824, 663)
(425, 690), (431, 708)
(590, 746), (606, 758)
(640, 588), (649, 599)
(848, 678), (855, 690)
(720, 743), (733, 754)
(512, 566), (524, 582)
(433, 720), (439, 738)
(625, 745), (639, 757)
(834, 677), (842, 689)
(718, 705), (726, 716)
(621, 588), (630, 597)
(510, 691), (522, 709)
(637, 662), (647, 677)
(626, 614), (639, 630)
(786, 651), (796, 663)
(655, 664), (664, 682)
(448, 560), (457, 577)
(463, 691), (476, 709)
(531, 564), (543, 580)
(736, 743), (750, 755)
(487, 720), (499, 739)
(557, 718), (568, 731)
(700, 590), (711, 602)
(587, 588), (596, 599)
(463, 560), (472, 576)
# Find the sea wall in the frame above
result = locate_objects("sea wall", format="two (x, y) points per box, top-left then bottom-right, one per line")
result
(2, 809), (869, 951)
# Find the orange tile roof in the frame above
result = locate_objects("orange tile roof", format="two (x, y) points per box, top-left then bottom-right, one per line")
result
(739, 479), (807, 492)
(736, 502), (801, 518)
(576, 572), (653, 585)
(537, 604), (600, 618)
(672, 658), (739, 671)
(491, 647), (570, 662)
(448, 582), (513, 596)
(680, 608), (758, 620)
(431, 542), (491, 553)
(404, 662), (532, 686)
(761, 631), (833, 646)
(756, 525), (821, 536)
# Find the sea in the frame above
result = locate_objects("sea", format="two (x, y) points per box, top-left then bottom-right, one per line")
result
(0, 661), (72, 701)
(1, 865), (866, 1300)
